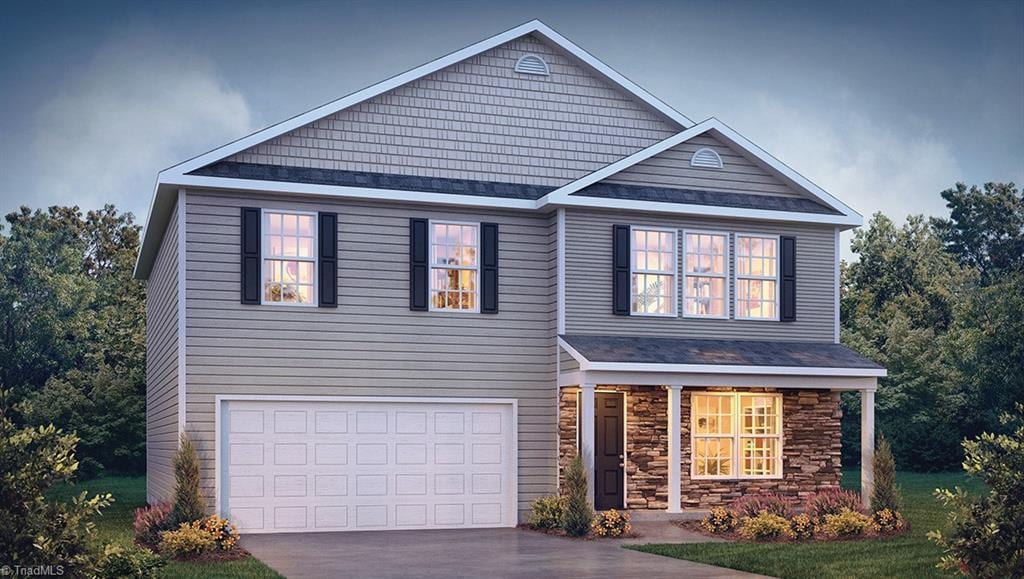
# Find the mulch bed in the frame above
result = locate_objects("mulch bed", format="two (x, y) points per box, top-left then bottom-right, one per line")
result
(134, 540), (252, 563)
(518, 524), (639, 540)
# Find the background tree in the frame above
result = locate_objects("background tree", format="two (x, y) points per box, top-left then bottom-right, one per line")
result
(931, 182), (1024, 280)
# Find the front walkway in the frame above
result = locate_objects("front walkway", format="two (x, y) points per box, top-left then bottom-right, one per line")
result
(243, 527), (766, 579)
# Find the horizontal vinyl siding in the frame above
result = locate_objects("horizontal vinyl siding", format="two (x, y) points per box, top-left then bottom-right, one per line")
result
(603, 134), (804, 198)
(564, 207), (836, 341)
(559, 346), (580, 372)
(226, 34), (677, 187)
(145, 198), (179, 503)
(184, 190), (557, 516)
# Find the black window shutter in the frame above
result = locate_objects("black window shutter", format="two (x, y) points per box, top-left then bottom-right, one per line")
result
(480, 222), (499, 314)
(318, 212), (338, 308)
(409, 218), (428, 311)
(612, 224), (631, 315)
(240, 207), (261, 304)
(780, 235), (797, 322)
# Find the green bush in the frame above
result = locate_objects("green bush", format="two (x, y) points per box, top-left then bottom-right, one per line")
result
(93, 543), (166, 578)
(561, 453), (593, 537)
(699, 507), (737, 534)
(591, 509), (631, 538)
(158, 523), (217, 559)
(820, 508), (875, 538)
(0, 390), (112, 575)
(737, 512), (793, 541)
(789, 513), (815, 540)
(929, 404), (1024, 578)
(170, 433), (206, 526)
(528, 495), (565, 530)
(871, 434), (903, 513)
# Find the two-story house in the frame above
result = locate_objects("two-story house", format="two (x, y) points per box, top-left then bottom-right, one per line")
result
(136, 20), (885, 534)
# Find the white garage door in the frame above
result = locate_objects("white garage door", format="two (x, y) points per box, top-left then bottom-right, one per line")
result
(220, 398), (517, 534)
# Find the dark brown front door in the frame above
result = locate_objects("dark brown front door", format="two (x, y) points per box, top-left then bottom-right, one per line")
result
(594, 392), (624, 510)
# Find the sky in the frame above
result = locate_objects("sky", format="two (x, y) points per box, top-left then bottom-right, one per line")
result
(1, 0), (1021, 258)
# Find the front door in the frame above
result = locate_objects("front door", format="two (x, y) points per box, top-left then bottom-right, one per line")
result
(594, 392), (624, 510)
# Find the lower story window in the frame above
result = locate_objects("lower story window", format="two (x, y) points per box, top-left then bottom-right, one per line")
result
(692, 392), (782, 479)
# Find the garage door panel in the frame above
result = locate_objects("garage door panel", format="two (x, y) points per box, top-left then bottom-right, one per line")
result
(221, 399), (515, 533)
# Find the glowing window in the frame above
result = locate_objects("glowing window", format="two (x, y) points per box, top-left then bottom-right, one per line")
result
(430, 222), (479, 312)
(631, 228), (676, 315)
(263, 211), (316, 305)
(692, 393), (782, 479)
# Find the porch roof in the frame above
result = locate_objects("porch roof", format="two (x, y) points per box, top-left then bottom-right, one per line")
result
(559, 334), (885, 377)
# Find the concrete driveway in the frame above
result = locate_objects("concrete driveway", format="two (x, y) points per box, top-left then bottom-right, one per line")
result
(243, 527), (766, 579)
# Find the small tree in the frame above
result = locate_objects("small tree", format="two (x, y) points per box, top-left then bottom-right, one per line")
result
(928, 404), (1024, 578)
(0, 389), (112, 574)
(170, 433), (206, 525)
(561, 452), (593, 537)
(871, 434), (902, 513)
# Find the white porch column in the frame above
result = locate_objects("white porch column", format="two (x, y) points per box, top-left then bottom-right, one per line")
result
(579, 383), (596, 505)
(860, 389), (875, 508)
(666, 385), (683, 513)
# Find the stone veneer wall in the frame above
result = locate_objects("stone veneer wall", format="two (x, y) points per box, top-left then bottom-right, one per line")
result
(558, 387), (842, 509)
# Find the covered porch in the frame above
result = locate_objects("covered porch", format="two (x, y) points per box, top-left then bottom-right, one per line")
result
(557, 335), (886, 512)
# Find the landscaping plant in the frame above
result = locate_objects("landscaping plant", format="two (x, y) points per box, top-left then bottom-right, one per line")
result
(197, 514), (240, 550)
(700, 507), (738, 534)
(872, 508), (905, 534)
(929, 404), (1024, 578)
(804, 488), (866, 522)
(561, 453), (594, 537)
(528, 495), (565, 530)
(730, 493), (794, 519)
(93, 543), (167, 578)
(820, 508), (875, 538)
(170, 433), (206, 526)
(591, 509), (631, 538)
(158, 523), (217, 559)
(0, 390), (112, 575)
(737, 512), (793, 541)
(132, 501), (173, 547)
(871, 434), (903, 514)
(789, 513), (815, 540)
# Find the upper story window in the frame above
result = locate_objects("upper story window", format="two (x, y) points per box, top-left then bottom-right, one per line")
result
(631, 228), (676, 316)
(692, 392), (782, 479)
(430, 222), (479, 312)
(263, 211), (317, 305)
(683, 232), (728, 318)
(735, 235), (779, 320)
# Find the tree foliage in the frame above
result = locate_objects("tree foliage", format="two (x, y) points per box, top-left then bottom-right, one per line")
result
(0, 205), (145, 476)
(932, 182), (1024, 281)
(871, 434), (902, 514)
(170, 433), (207, 526)
(561, 452), (593, 537)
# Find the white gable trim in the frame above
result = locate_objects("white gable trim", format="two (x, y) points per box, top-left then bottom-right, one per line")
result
(159, 20), (691, 179)
(537, 118), (863, 223)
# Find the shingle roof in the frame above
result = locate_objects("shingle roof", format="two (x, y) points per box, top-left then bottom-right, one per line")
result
(560, 334), (883, 369)
(574, 182), (841, 215)
(191, 161), (557, 200)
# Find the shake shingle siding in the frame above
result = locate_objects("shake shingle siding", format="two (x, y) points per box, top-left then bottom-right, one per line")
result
(564, 207), (837, 341)
(145, 198), (179, 503)
(225, 34), (678, 187)
(183, 190), (558, 515)
(602, 134), (806, 198)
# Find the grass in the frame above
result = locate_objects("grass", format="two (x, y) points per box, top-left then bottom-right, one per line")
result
(628, 470), (984, 579)
(49, 476), (282, 578)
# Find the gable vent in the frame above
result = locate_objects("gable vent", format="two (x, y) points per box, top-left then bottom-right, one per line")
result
(690, 147), (724, 169)
(514, 54), (550, 76)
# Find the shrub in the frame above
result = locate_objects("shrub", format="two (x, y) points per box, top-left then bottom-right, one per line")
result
(929, 404), (1024, 578)
(170, 433), (206, 526)
(196, 515), (239, 550)
(789, 513), (815, 540)
(820, 508), (875, 538)
(0, 390), (112, 575)
(872, 508), (905, 535)
(737, 512), (793, 541)
(132, 502), (173, 547)
(730, 493), (794, 519)
(804, 488), (866, 522)
(561, 453), (594, 537)
(94, 543), (167, 578)
(528, 495), (565, 530)
(871, 434), (903, 513)
(158, 523), (217, 559)
(591, 509), (631, 538)
(700, 507), (738, 534)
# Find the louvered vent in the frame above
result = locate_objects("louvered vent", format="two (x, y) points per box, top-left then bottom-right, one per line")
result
(514, 54), (550, 76)
(690, 147), (724, 169)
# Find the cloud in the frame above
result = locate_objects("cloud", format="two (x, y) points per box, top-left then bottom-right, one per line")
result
(30, 31), (254, 220)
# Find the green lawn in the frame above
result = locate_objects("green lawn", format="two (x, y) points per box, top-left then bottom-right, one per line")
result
(629, 471), (982, 579)
(50, 476), (282, 579)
